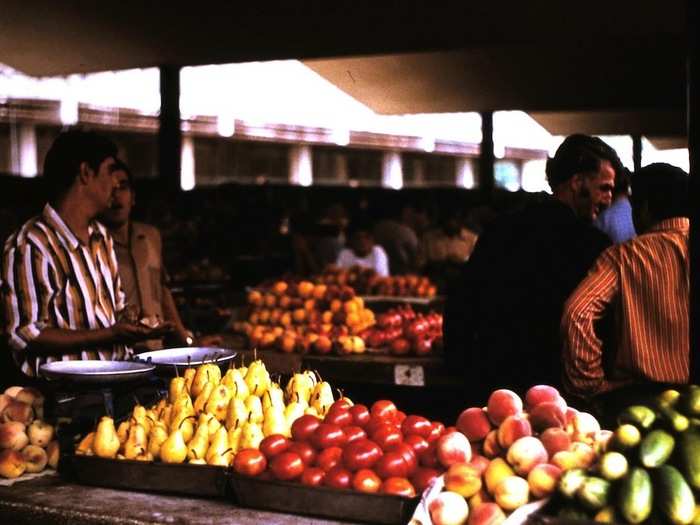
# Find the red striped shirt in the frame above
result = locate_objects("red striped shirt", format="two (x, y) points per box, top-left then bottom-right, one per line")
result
(561, 217), (689, 398)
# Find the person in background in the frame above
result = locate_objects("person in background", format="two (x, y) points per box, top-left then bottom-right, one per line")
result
(314, 202), (349, 271)
(373, 202), (422, 274)
(445, 134), (620, 398)
(1, 130), (167, 378)
(593, 167), (636, 243)
(562, 163), (689, 409)
(99, 160), (221, 350)
(336, 221), (389, 277)
(417, 213), (478, 268)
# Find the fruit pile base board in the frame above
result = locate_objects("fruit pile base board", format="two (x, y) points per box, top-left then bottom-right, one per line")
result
(60, 454), (228, 498)
(229, 473), (419, 525)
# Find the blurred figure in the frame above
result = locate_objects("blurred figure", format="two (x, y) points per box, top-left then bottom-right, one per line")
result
(336, 221), (389, 277)
(593, 167), (636, 243)
(418, 213), (478, 267)
(314, 202), (349, 271)
(373, 202), (423, 274)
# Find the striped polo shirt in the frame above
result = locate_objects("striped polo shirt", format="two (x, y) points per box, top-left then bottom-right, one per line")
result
(1, 204), (129, 377)
(562, 217), (689, 397)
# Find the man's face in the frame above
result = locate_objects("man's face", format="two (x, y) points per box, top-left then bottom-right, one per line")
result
(100, 169), (133, 228)
(573, 160), (615, 222)
(87, 157), (119, 213)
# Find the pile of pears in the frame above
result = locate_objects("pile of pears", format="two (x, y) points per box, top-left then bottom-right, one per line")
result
(75, 359), (337, 467)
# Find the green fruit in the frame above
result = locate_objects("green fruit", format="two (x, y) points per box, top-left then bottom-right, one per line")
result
(658, 389), (682, 406)
(618, 405), (656, 430)
(657, 401), (690, 433)
(593, 506), (618, 523)
(639, 429), (675, 468)
(679, 431), (700, 490)
(558, 506), (590, 520)
(618, 467), (653, 524)
(612, 423), (642, 450)
(577, 476), (611, 510)
(683, 385), (700, 417)
(559, 468), (588, 499)
(599, 451), (628, 480)
(654, 465), (696, 525)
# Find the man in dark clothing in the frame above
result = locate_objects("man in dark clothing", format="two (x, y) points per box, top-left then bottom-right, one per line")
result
(445, 134), (621, 398)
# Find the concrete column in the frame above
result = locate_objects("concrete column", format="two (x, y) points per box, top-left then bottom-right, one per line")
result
(10, 124), (37, 177)
(479, 111), (495, 190)
(455, 157), (475, 189)
(632, 134), (643, 171)
(180, 135), (195, 191)
(289, 145), (313, 186)
(159, 65), (182, 194)
(382, 151), (403, 189)
(334, 152), (349, 182)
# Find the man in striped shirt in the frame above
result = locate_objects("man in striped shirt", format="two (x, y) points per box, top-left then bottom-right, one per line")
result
(1, 130), (166, 377)
(562, 163), (689, 401)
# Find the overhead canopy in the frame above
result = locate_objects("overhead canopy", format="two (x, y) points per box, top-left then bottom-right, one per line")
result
(0, 0), (687, 141)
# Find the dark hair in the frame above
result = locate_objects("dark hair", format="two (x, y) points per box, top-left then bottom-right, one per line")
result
(545, 134), (624, 188)
(112, 158), (133, 188)
(631, 163), (689, 221)
(43, 129), (118, 201)
(614, 167), (632, 196)
(347, 219), (374, 239)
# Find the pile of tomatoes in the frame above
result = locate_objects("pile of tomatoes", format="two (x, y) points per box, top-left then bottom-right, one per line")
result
(232, 398), (459, 498)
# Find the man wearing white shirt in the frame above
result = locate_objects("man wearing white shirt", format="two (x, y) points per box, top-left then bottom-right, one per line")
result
(336, 222), (390, 276)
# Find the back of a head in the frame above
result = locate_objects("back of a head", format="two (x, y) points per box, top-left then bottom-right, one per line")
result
(631, 163), (689, 222)
(43, 129), (118, 203)
(546, 134), (624, 189)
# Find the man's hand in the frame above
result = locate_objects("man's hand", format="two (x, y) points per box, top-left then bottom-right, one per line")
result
(197, 334), (223, 347)
(111, 321), (175, 344)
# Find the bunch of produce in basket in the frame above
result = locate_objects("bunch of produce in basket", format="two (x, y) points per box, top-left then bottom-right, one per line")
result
(318, 266), (437, 298)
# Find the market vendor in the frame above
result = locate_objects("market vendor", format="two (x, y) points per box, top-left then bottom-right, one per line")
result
(336, 221), (389, 277)
(0, 130), (168, 378)
(99, 160), (222, 350)
(562, 163), (689, 405)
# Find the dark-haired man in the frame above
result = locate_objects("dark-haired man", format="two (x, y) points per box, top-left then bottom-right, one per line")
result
(445, 134), (619, 396)
(562, 163), (689, 400)
(1, 129), (167, 377)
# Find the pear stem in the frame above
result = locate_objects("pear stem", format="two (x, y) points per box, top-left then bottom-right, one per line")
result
(179, 415), (197, 430)
(173, 364), (179, 378)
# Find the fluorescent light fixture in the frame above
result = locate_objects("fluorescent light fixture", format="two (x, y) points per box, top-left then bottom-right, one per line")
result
(420, 136), (435, 153)
(217, 114), (235, 137)
(331, 128), (350, 146)
(59, 98), (79, 125)
(382, 151), (403, 190)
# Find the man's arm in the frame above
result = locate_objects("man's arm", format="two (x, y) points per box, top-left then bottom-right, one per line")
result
(561, 249), (620, 398)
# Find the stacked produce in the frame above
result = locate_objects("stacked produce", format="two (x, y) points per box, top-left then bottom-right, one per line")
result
(236, 279), (375, 355)
(551, 386), (700, 524)
(319, 266), (437, 298)
(74, 359), (341, 466)
(364, 304), (443, 355)
(426, 385), (608, 525)
(0, 386), (59, 478)
(233, 397), (463, 499)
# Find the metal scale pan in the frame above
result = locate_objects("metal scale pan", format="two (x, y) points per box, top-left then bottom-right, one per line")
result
(134, 347), (237, 371)
(39, 360), (156, 385)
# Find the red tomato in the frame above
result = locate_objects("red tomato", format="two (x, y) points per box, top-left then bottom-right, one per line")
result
(324, 466), (352, 489)
(370, 424), (403, 451)
(381, 477), (416, 498)
(329, 398), (353, 411)
(287, 441), (316, 466)
(300, 467), (326, 486)
(401, 415), (432, 438)
(404, 434), (430, 456)
(365, 415), (392, 436)
(349, 404), (371, 427)
(291, 415), (321, 442)
(418, 442), (440, 468)
(370, 400), (398, 421)
(390, 338), (411, 356)
(410, 467), (439, 493)
(342, 438), (383, 471)
(233, 448), (267, 477)
(352, 468), (382, 493)
(394, 410), (407, 425)
(316, 446), (343, 472)
(259, 434), (290, 459)
(412, 336), (433, 356)
(386, 442), (417, 475)
(270, 452), (304, 481)
(343, 425), (367, 444)
(375, 451), (410, 479)
(311, 423), (347, 449)
(426, 421), (445, 443)
(324, 407), (353, 428)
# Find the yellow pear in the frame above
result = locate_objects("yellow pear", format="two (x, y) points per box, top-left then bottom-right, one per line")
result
(160, 419), (189, 464)
(172, 392), (193, 414)
(262, 384), (285, 412)
(263, 406), (289, 437)
(154, 398), (167, 415)
(160, 405), (173, 427)
(183, 367), (196, 394)
(239, 419), (264, 450)
(197, 413), (221, 440)
(206, 427), (233, 466)
(170, 409), (195, 443)
(189, 454), (207, 465)
(117, 420), (130, 444)
(304, 406), (320, 417)
(193, 382), (215, 414)
(311, 381), (334, 416)
(245, 360), (270, 397)
(132, 405), (152, 434)
(76, 431), (95, 455)
(284, 401), (306, 428)
(285, 374), (312, 404)
(191, 367), (211, 398)
(205, 363), (222, 386)
(147, 420), (169, 459)
(221, 368), (236, 390)
(228, 427), (243, 454)
(187, 422), (210, 461)
(225, 398), (249, 431)
(124, 423), (148, 460)
(230, 369), (250, 400)
(244, 396), (264, 424)
(205, 384), (232, 422)
(169, 377), (186, 403)
(93, 417), (121, 459)
(134, 451), (154, 462)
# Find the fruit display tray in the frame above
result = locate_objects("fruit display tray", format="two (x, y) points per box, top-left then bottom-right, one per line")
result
(61, 454), (228, 498)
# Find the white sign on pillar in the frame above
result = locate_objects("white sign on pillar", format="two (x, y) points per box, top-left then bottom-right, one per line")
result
(289, 145), (312, 186)
(180, 135), (195, 191)
(456, 157), (475, 189)
(382, 151), (403, 190)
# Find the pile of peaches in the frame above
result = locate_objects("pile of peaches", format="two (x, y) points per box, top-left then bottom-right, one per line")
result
(318, 266), (437, 298)
(427, 385), (608, 525)
(0, 386), (59, 479)
(235, 279), (376, 355)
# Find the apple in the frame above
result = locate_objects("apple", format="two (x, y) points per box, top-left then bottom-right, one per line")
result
(0, 449), (26, 479)
(28, 420), (54, 448)
(436, 431), (471, 468)
(429, 490), (470, 525)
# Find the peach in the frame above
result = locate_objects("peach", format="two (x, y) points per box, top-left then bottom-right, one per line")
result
(3, 386), (23, 398)
(21, 444), (47, 473)
(457, 407), (492, 442)
(436, 431), (472, 467)
(468, 487), (494, 508)
(524, 385), (562, 410)
(540, 427), (571, 457)
(469, 454), (491, 476)
(593, 430), (614, 456)
(494, 475), (529, 511)
(468, 502), (506, 525)
(2, 399), (34, 425)
(529, 401), (567, 431)
(15, 387), (44, 409)
(569, 441), (596, 469)
(484, 457), (514, 495)
(551, 450), (580, 471)
(527, 463), (562, 498)
(429, 491), (470, 525)
(0, 421), (29, 450)
(486, 390), (523, 426)
(568, 412), (601, 444)
(482, 430), (503, 459)
(506, 436), (548, 476)
(0, 394), (12, 414)
(0, 449), (26, 478)
(444, 462), (482, 498)
(497, 414), (532, 448)
(46, 440), (60, 469)
(28, 420), (54, 448)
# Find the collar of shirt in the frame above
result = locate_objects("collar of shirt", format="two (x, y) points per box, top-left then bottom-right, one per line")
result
(42, 203), (105, 251)
(647, 217), (689, 235)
